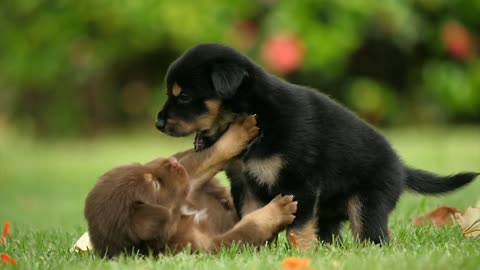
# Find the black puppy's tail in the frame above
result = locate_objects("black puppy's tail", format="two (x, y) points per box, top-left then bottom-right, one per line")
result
(405, 167), (479, 194)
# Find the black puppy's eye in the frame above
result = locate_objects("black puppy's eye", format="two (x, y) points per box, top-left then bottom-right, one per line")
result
(177, 93), (192, 104)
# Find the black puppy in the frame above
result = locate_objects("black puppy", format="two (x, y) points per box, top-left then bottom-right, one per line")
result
(156, 43), (478, 249)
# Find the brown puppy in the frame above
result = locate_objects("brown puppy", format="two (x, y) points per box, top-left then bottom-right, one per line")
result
(85, 115), (297, 258)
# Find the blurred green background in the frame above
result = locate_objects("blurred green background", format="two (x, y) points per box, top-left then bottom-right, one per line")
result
(1, 0), (480, 136)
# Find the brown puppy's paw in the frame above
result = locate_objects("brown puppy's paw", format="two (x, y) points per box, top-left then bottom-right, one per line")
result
(245, 195), (297, 238)
(269, 195), (297, 225)
(238, 114), (260, 140)
(216, 114), (259, 159)
(230, 114), (260, 146)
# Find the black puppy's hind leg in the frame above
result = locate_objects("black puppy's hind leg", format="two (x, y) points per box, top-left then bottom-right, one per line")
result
(347, 195), (363, 241)
(317, 217), (343, 245)
(353, 191), (398, 245)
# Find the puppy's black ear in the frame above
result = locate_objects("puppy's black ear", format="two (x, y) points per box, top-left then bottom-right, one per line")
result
(211, 63), (247, 99)
(129, 202), (171, 241)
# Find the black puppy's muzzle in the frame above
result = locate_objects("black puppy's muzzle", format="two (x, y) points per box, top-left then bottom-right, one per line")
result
(156, 111), (167, 131)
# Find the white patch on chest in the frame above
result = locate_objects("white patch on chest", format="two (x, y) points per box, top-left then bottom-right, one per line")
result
(180, 205), (208, 224)
(244, 155), (284, 188)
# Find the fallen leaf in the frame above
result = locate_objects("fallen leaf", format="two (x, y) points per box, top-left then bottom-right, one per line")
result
(454, 207), (480, 238)
(411, 206), (461, 227)
(281, 257), (312, 270)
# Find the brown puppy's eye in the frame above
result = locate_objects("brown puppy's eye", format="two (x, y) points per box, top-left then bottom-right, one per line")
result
(177, 93), (192, 104)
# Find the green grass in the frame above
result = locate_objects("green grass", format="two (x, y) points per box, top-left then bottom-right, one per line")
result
(1, 126), (479, 270)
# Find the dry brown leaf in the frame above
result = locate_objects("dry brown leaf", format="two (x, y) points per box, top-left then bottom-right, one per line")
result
(454, 207), (480, 238)
(411, 206), (461, 227)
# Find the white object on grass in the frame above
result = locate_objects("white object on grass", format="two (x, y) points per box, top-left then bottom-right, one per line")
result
(70, 231), (93, 253)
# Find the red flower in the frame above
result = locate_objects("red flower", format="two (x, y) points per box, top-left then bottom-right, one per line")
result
(281, 257), (312, 270)
(261, 33), (305, 74)
(0, 221), (9, 245)
(442, 20), (474, 60)
(1, 254), (17, 267)
(1, 221), (17, 267)
(3, 221), (10, 237)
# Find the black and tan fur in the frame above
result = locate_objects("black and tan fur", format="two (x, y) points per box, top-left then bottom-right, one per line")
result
(156, 44), (479, 249)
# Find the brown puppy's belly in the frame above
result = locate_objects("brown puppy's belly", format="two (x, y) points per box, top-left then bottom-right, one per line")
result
(189, 178), (238, 234)
(165, 218), (212, 253)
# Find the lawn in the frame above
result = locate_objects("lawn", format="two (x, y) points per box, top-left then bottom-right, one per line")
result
(1, 125), (479, 270)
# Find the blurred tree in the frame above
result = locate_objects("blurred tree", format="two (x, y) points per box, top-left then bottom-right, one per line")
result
(0, 0), (478, 136)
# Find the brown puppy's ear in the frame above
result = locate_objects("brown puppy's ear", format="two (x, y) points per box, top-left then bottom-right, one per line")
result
(130, 202), (171, 240)
(211, 63), (247, 99)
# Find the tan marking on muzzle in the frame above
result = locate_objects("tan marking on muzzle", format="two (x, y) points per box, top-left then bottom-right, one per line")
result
(167, 118), (179, 125)
(164, 99), (230, 136)
(196, 100), (222, 131)
(167, 118), (196, 134)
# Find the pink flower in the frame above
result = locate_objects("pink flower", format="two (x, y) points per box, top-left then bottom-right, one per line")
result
(442, 20), (474, 60)
(261, 33), (304, 74)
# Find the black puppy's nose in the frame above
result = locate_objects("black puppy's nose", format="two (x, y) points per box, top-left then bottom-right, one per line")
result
(156, 111), (167, 131)
(156, 118), (166, 131)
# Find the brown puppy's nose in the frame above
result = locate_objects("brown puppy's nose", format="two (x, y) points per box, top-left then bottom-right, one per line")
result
(167, 157), (179, 167)
(156, 111), (167, 131)
(164, 157), (181, 171)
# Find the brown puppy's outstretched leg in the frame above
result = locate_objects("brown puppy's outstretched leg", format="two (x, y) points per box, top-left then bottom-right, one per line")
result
(176, 114), (258, 183)
(210, 195), (297, 251)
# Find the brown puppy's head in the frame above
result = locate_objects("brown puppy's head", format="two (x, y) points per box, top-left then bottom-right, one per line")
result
(84, 157), (189, 258)
(156, 44), (255, 138)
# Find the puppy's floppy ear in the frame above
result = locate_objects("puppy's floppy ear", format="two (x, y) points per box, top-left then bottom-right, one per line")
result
(211, 63), (247, 99)
(130, 202), (171, 241)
